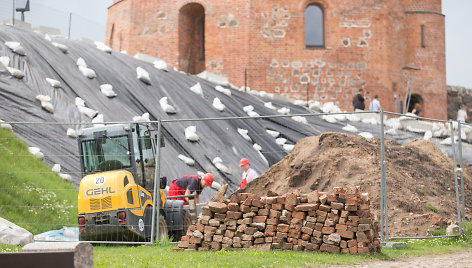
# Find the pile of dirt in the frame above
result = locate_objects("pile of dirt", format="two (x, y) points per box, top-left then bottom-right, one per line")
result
(241, 132), (472, 237)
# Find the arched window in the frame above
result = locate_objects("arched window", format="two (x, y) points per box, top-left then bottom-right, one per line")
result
(305, 4), (324, 47)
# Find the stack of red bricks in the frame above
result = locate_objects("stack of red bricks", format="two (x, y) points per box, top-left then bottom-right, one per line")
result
(177, 186), (381, 254)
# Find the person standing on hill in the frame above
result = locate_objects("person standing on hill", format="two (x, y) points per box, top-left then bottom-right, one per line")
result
(369, 95), (381, 112)
(457, 105), (468, 123)
(352, 89), (366, 111)
(238, 158), (258, 190)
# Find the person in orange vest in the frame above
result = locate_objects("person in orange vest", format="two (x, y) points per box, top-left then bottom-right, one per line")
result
(168, 173), (213, 205)
(238, 158), (258, 190)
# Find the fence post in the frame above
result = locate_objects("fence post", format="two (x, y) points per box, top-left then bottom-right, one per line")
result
(457, 121), (466, 228)
(379, 109), (388, 242)
(68, 13), (72, 40)
(449, 121), (462, 234)
(12, 0), (15, 26)
(151, 120), (163, 244)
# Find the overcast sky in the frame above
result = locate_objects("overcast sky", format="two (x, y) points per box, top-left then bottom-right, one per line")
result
(1, 0), (471, 89)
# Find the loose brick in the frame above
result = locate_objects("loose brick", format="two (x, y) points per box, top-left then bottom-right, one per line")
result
(320, 243), (340, 253)
(267, 218), (279, 225)
(209, 219), (220, 227)
(312, 230), (322, 238)
(301, 233), (311, 241)
(269, 209), (282, 218)
(306, 216), (316, 222)
(281, 242), (293, 250)
(358, 224), (371, 232)
(226, 211), (243, 220)
(347, 239), (357, 248)
(250, 206), (259, 212)
(242, 234), (254, 241)
(276, 232), (288, 239)
(338, 229), (355, 240)
(241, 240), (253, 248)
(307, 191), (319, 203)
(228, 202), (240, 212)
(356, 231), (370, 243)
(213, 235), (223, 242)
(285, 204), (295, 211)
(211, 242), (221, 251)
(240, 204), (251, 213)
(276, 196), (286, 204)
(225, 230), (235, 238)
(321, 227), (335, 234)
(292, 211), (306, 220)
(214, 213), (226, 221)
(345, 204), (357, 211)
(340, 240), (348, 249)
(204, 226), (217, 234)
(335, 224), (347, 231)
(254, 216), (267, 223)
(294, 203), (319, 212)
(208, 202), (228, 214)
(272, 203), (283, 210)
(319, 194), (327, 204)
(244, 227), (258, 235)
(221, 237), (232, 244)
(358, 247), (370, 254)
(301, 226), (314, 234)
(288, 229), (301, 238)
(252, 198), (264, 208)
(277, 224), (290, 232)
(250, 222), (266, 230)
(178, 240), (189, 248)
(243, 198), (253, 206)
(285, 193), (298, 206)
(265, 196), (278, 204)
(258, 208), (269, 216)
(331, 202), (344, 210)
(319, 204), (331, 212)
(201, 206), (212, 216)
(243, 212), (256, 218)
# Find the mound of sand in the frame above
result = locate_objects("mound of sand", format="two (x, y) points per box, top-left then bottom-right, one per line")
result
(241, 132), (471, 237)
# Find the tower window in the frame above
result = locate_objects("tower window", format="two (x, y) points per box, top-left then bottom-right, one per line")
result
(305, 4), (324, 47)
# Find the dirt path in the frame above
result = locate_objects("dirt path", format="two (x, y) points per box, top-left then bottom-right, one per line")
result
(328, 249), (472, 268)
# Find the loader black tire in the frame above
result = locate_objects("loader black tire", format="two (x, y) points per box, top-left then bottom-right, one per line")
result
(144, 207), (168, 242)
(170, 209), (191, 242)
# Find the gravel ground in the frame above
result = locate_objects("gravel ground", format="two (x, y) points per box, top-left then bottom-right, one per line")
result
(328, 249), (472, 268)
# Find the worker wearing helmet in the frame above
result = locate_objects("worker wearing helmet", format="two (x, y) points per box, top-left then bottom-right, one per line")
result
(168, 173), (214, 205)
(238, 158), (258, 189)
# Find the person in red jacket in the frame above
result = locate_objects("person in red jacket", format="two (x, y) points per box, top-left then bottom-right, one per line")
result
(168, 173), (213, 205)
(238, 158), (258, 190)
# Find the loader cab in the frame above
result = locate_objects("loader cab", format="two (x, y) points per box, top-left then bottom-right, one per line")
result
(78, 123), (156, 192)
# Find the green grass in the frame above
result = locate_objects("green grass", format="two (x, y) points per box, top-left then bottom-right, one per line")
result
(0, 127), (78, 234)
(89, 228), (472, 268)
(426, 204), (440, 214)
(417, 188), (425, 196)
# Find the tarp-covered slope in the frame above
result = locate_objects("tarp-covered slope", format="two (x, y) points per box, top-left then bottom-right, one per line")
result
(0, 25), (470, 201)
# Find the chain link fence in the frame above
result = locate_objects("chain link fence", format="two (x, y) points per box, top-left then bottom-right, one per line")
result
(1, 110), (469, 245)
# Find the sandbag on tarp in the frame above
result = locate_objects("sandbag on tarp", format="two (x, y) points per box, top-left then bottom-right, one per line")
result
(0, 217), (34, 246)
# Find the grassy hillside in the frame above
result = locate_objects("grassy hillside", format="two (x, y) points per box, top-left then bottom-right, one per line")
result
(0, 127), (77, 234)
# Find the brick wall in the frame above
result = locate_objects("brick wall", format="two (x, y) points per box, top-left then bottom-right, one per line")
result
(106, 0), (446, 119)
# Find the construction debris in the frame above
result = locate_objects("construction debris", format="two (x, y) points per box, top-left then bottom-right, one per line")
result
(177, 187), (381, 254)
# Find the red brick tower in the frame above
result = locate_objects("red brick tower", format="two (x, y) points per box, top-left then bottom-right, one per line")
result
(106, 0), (446, 119)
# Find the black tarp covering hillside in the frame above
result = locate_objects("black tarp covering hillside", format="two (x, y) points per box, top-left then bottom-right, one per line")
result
(0, 25), (470, 201)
